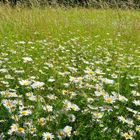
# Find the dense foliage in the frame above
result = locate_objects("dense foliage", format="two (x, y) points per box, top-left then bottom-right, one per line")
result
(0, 0), (140, 8)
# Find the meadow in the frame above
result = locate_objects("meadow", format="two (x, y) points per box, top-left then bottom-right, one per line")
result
(0, 6), (140, 140)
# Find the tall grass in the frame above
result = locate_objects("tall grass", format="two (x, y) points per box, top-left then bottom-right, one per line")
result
(0, 6), (139, 40)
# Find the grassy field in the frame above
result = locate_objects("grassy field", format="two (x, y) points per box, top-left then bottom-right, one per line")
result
(0, 6), (140, 140)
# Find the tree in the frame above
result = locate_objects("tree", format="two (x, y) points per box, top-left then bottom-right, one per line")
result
(0, 0), (17, 5)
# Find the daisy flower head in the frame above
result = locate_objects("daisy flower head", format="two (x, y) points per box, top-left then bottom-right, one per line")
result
(16, 127), (25, 135)
(19, 79), (31, 86)
(42, 132), (54, 140)
(20, 109), (32, 117)
(38, 118), (46, 126)
(122, 131), (134, 140)
(63, 126), (72, 137)
(8, 124), (19, 135)
(22, 56), (33, 63)
(31, 81), (45, 89)
(57, 129), (66, 139)
(71, 104), (80, 111)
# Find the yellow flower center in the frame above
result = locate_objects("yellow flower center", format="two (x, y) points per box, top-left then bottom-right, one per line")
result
(6, 102), (12, 107)
(124, 133), (131, 139)
(21, 111), (28, 115)
(18, 127), (24, 133)
(105, 98), (113, 103)
(24, 81), (29, 86)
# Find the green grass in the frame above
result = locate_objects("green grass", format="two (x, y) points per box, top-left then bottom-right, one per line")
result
(0, 6), (140, 140)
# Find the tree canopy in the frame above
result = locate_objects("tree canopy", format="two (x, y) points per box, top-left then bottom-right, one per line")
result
(0, 0), (139, 8)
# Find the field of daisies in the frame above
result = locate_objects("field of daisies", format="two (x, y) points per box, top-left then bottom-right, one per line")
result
(0, 7), (140, 140)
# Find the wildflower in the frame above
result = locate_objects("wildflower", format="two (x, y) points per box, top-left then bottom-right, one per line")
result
(69, 76), (82, 84)
(95, 91), (106, 97)
(44, 105), (53, 112)
(122, 131), (134, 140)
(38, 118), (46, 126)
(29, 95), (37, 101)
(42, 132), (54, 140)
(104, 95), (116, 104)
(133, 100), (140, 106)
(2, 99), (17, 111)
(0, 91), (18, 98)
(26, 92), (34, 97)
(118, 116), (134, 126)
(71, 104), (80, 111)
(26, 92), (37, 101)
(63, 126), (72, 137)
(126, 108), (138, 114)
(22, 57), (33, 63)
(20, 110), (32, 116)
(68, 114), (76, 122)
(84, 68), (94, 75)
(15, 69), (24, 74)
(63, 100), (72, 111)
(62, 90), (69, 95)
(0, 68), (8, 73)
(63, 83), (70, 87)
(118, 94), (128, 102)
(31, 81), (45, 89)
(19, 80), (31, 86)
(57, 130), (66, 139)
(44, 62), (53, 68)
(102, 78), (114, 84)
(123, 133), (132, 139)
(11, 115), (19, 121)
(73, 130), (79, 136)
(48, 78), (55, 82)
(132, 90), (140, 96)
(92, 112), (104, 119)
(136, 125), (140, 132)
(25, 120), (33, 126)
(104, 97), (114, 103)
(125, 119), (134, 126)
(0, 133), (5, 139)
(95, 69), (104, 75)
(47, 94), (57, 100)
(118, 116), (126, 123)
(17, 127), (25, 134)
(135, 115), (140, 121)
(29, 127), (36, 134)
(15, 41), (26, 44)
(8, 124), (19, 135)
(87, 98), (94, 103)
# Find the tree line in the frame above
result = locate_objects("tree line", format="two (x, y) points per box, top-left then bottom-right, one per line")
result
(0, 0), (139, 8)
